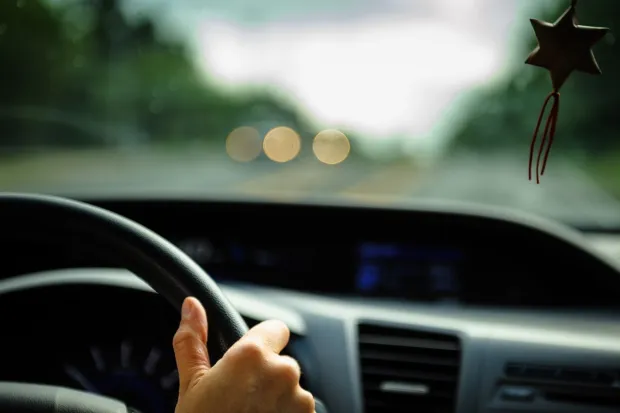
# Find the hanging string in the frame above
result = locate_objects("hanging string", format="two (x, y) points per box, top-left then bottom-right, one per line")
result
(528, 91), (560, 183)
(570, 0), (579, 24)
(570, 0), (578, 20)
(527, 0), (574, 183)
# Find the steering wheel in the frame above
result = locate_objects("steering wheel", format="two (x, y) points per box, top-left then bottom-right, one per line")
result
(0, 193), (249, 413)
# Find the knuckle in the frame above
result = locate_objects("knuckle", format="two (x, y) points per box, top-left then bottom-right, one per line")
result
(274, 356), (301, 383)
(172, 327), (195, 350)
(296, 390), (315, 412)
(235, 339), (265, 362)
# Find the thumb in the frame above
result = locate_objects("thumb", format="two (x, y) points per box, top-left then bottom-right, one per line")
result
(173, 297), (211, 396)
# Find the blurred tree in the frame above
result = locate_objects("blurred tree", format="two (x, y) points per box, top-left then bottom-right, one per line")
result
(0, 0), (320, 156)
(447, 0), (618, 155)
(0, 0), (71, 147)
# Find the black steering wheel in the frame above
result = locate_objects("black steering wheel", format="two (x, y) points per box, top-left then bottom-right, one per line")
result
(0, 193), (249, 413)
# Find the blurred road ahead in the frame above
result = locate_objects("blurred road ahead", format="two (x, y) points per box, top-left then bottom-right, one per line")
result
(2, 150), (620, 227)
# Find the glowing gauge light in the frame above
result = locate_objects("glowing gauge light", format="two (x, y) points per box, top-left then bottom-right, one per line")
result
(64, 340), (179, 413)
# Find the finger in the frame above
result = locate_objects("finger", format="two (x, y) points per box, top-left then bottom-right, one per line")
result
(244, 319), (290, 354)
(290, 388), (315, 413)
(172, 297), (211, 396)
(276, 355), (302, 387)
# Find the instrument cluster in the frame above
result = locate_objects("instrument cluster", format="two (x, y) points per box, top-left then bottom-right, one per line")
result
(0, 285), (180, 413)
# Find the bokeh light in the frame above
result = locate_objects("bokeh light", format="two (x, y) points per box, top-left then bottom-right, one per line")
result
(313, 129), (350, 165)
(226, 126), (262, 162)
(263, 126), (301, 163)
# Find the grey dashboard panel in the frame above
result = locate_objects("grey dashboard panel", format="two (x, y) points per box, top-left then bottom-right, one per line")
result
(0, 269), (619, 413)
(480, 339), (620, 413)
(302, 311), (363, 413)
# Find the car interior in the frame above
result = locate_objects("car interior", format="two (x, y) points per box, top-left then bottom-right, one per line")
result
(2, 0), (620, 412)
(0, 195), (619, 413)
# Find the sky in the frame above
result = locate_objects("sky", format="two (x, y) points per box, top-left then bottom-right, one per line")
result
(124, 0), (551, 156)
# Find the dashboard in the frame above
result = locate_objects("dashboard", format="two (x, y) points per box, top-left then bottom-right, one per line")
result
(0, 198), (620, 413)
(3, 198), (620, 307)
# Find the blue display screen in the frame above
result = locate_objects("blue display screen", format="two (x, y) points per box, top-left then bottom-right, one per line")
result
(356, 243), (462, 298)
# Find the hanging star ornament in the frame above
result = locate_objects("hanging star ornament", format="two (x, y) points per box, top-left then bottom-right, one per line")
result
(525, 0), (610, 183)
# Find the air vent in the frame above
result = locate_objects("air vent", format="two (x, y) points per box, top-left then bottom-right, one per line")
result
(504, 363), (620, 408)
(358, 323), (461, 413)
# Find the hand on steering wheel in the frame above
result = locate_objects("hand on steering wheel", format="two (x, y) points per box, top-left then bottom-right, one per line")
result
(173, 297), (315, 413)
(0, 194), (321, 413)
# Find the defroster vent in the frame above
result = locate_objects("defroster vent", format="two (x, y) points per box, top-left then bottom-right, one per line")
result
(358, 323), (462, 413)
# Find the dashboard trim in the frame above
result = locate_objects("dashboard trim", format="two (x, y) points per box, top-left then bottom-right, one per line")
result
(3, 268), (620, 360)
(2, 267), (620, 413)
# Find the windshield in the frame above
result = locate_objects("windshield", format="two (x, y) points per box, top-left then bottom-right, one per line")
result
(1, 0), (618, 227)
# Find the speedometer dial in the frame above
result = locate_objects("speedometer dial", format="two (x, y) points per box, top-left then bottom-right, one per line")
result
(64, 339), (179, 413)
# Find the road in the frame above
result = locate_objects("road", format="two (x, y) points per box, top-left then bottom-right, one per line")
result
(413, 153), (620, 227)
(2, 149), (620, 227)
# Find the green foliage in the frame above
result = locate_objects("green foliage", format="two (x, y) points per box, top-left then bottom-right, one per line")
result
(0, 0), (323, 153)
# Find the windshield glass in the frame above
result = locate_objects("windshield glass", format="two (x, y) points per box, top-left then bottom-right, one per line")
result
(1, 0), (618, 227)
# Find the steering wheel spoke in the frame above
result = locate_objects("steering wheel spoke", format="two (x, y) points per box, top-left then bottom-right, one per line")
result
(0, 382), (127, 413)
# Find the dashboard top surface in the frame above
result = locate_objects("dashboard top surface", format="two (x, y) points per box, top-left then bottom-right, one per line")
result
(4, 195), (618, 309)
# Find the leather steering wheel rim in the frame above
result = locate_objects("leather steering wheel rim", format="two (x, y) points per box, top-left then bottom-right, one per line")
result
(0, 193), (248, 360)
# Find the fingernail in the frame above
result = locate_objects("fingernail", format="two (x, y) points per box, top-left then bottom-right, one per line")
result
(182, 298), (193, 320)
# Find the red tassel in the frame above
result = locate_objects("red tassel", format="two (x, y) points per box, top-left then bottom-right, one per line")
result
(529, 91), (560, 184)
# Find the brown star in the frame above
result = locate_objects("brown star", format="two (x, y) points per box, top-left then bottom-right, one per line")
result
(525, 6), (609, 90)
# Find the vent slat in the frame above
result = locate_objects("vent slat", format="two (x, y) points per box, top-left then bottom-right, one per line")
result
(363, 381), (456, 396)
(359, 324), (461, 413)
(359, 335), (460, 351)
(365, 388), (455, 400)
(365, 396), (455, 413)
(361, 350), (460, 367)
(363, 367), (457, 382)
